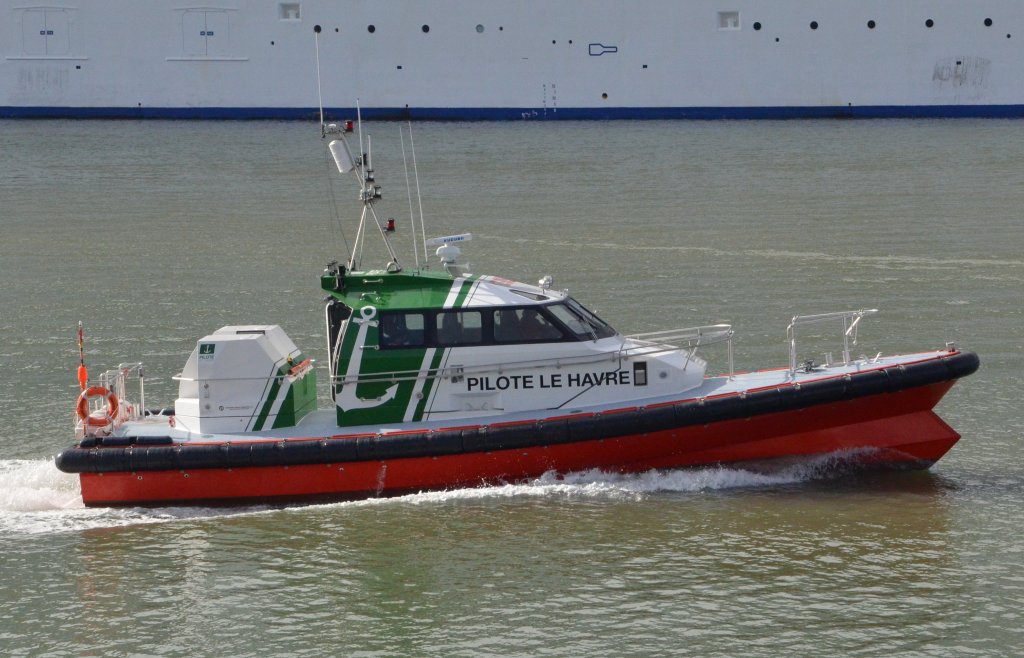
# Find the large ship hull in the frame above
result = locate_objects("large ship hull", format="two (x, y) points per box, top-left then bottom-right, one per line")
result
(3, 1), (1023, 120)
(61, 350), (978, 507)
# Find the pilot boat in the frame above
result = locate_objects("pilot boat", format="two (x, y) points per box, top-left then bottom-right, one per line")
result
(55, 121), (979, 507)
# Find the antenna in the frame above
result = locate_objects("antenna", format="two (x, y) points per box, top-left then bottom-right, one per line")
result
(313, 25), (325, 137)
(400, 126), (421, 268)
(408, 123), (429, 264)
(77, 321), (88, 390)
(356, 100), (366, 181)
(366, 134), (372, 182)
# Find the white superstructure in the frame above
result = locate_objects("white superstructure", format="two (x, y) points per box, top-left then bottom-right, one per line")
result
(3, 0), (1022, 119)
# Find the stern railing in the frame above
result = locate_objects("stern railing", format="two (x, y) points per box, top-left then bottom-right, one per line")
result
(76, 362), (145, 436)
(96, 362), (145, 423)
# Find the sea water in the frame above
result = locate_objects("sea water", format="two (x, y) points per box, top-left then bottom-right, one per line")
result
(1, 119), (1022, 657)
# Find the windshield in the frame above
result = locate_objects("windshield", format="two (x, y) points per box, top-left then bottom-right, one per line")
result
(548, 299), (617, 340)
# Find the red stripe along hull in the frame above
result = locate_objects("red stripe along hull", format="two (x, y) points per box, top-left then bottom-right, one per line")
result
(77, 380), (960, 506)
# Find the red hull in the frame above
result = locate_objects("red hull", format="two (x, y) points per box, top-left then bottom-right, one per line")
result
(79, 381), (959, 506)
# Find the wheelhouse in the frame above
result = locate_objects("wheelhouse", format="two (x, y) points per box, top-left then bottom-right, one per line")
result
(318, 268), (683, 426)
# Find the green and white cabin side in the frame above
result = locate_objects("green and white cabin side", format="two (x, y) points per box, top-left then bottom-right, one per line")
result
(322, 265), (709, 428)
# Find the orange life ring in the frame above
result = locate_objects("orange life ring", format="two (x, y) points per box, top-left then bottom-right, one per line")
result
(76, 386), (120, 427)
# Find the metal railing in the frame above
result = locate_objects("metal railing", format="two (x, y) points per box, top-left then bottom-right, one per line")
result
(624, 324), (735, 378)
(786, 309), (878, 374)
(97, 362), (145, 422)
(76, 363), (146, 435)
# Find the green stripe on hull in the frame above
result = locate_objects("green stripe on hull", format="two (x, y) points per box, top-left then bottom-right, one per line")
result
(270, 366), (317, 429)
(252, 370), (284, 431)
(332, 276), (478, 427)
(251, 354), (316, 431)
(413, 346), (447, 421)
(452, 277), (475, 308)
(413, 278), (475, 420)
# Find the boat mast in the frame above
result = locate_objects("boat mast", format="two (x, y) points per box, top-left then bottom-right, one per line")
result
(327, 120), (401, 272)
(408, 123), (430, 265)
(313, 24), (325, 138)
(315, 25), (400, 272)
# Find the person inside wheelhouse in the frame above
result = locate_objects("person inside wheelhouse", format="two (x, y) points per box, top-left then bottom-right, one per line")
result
(378, 299), (617, 349)
(380, 312), (425, 347)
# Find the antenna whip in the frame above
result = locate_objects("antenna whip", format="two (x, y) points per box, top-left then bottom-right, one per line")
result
(314, 25), (325, 137)
(76, 321), (88, 391)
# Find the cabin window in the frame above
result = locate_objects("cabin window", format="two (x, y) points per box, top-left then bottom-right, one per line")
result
(548, 300), (617, 340)
(380, 312), (425, 348)
(547, 304), (589, 338)
(436, 310), (483, 346)
(568, 299), (616, 338)
(377, 303), (614, 349)
(493, 308), (565, 343)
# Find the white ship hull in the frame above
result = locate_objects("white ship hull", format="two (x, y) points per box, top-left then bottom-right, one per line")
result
(3, 0), (1023, 119)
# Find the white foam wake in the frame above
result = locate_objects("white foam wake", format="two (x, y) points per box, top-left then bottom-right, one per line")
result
(337, 451), (866, 509)
(0, 459), (271, 535)
(0, 451), (865, 534)
(0, 459), (82, 512)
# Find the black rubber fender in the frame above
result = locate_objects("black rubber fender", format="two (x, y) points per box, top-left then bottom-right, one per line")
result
(671, 400), (704, 426)
(90, 447), (131, 473)
(944, 351), (980, 379)
(641, 404), (678, 434)
(174, 444), (225, 469)
(319, 437), (361, 462)
(845, 369), (892, 398)
(129, 446), (172, 472)
(593, 410), (642, 438)
(425, 429), (466, 456)
(535, 417), (570, 446)
(217, 442), (255, 468)
(424, 430), (465, 456)
(693, 396), (739, 424)
(740, 388), (791, 418)
(275, 439), (329, 466)
(790, 377), (843, 409)
(468, 424), (533, 452)
(54, 448), (90, 473)
(894, 358), (950, 392)
(100, 436), (135, 447)
(135, 436), (173, 447)
(566, 415), (602, 442)
(357, 431), (436, 460)
(247, 441), (288, 467)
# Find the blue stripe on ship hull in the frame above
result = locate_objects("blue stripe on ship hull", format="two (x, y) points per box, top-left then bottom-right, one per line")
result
(4, 105), (1024, 120)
